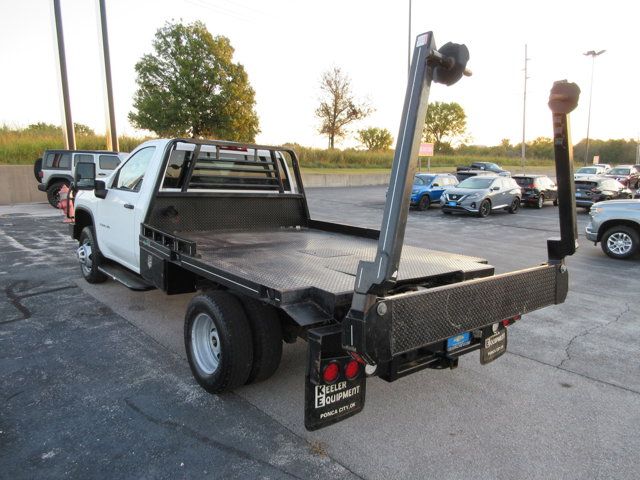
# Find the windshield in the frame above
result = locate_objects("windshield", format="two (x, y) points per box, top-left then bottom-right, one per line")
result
(514, 177), (533, 186)
(457, 177), (495, 189)
(609, 168), (630, 175)
(576, 167), (597, 174)
(413, 175), (434, 186)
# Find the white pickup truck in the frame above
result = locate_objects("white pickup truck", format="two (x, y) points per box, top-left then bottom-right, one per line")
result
(68, 33), (577, 430)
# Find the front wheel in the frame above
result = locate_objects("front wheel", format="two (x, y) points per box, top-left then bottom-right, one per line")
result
(477, 199), (491, 218)
(417, 195), (431, 211)
(601, 226), (639, 259)
(536, 194), (545, 209)
(78, 227), (107, 283)
(508, 197), (521, 214)
(185, 291), (254, 393)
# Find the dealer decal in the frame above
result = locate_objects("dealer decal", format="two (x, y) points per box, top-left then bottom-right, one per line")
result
(315, 381), (361, 408)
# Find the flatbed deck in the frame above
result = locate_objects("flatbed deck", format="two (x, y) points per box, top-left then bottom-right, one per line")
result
(175, 227), (494, 308)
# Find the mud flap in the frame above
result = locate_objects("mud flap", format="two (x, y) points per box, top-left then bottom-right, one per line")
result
(305, 325), (366, 431)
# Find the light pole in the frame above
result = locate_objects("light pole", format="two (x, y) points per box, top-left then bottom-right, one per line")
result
(583, 49), (605, 166)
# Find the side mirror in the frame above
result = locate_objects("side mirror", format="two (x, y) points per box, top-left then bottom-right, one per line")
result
(95, 180), (108, 199)
(491, 186), (500, 191)
(74, 162), (96, 190)
(432, 183), (440, 187)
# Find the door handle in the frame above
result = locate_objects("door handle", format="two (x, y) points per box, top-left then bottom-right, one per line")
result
(98, 173), (106, 176)
(124, 203), (134, 209)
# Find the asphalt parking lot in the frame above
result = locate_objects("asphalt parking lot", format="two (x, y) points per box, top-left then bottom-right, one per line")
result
(1, 187), (639, 479)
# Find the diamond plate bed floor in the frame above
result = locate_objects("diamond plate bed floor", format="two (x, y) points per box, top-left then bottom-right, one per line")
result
(179, 228), (494, 302)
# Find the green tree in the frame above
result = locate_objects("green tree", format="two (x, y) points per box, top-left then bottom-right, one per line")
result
(358, 127), (393, 151)
(316, 67), (372, 149)
(74, 123), (95, 136)
(527, 137), (553, 159)
(422, 101), (466, 153)
(129, 21), (259, 141)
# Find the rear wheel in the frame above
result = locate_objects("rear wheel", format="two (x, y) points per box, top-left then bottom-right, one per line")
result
(601, 226), (639, 259)
(77, 227), (107, 284)
(417, 195), (431, 211)
(234, 295), (283, 384)
(46, 181), (67, 208)
(536, 194), (545, 209)
(553, 198), (558, 206)
(508, 198), (520, 214)
(185, 291), (253, 393)
(478, 199), (491, 218)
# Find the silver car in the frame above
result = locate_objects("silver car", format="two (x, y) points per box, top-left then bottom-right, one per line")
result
(441, 175), (521, 217)
(586, 199), (640, 259)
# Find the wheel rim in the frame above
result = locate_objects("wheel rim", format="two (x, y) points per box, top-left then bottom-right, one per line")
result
(538, 196), (544, 208)
(512, 199), (520, 212)
(480, 202), (490, 216)
(420, 197), (429, 209)
(192, 313), (221, 375)
(77, 240), (93, 276)
(607, 232), (633, 255)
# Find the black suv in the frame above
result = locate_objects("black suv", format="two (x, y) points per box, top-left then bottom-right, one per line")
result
(512, 174), (558, 209)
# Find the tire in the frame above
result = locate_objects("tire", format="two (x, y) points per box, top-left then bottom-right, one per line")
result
(508, 197), (520, 214)
(33, 158), (42, 182)
(553, 198), (558, 206)
(536, 194), (545, 209)
(77, 227), (108, 284)
(185, 291), (253, 393)
(417, 195), (431, 211)
(233, 295), (282, 384)
(477, 199), (491, 218)
(442, 210), (452, 215)
(46, 181), (67, 208)
(601, 226), (639, 259)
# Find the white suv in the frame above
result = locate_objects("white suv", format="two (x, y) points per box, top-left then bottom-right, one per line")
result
(36, 149), (127, 207)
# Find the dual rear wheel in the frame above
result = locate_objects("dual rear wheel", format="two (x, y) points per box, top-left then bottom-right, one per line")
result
(185, 290), (283, 393)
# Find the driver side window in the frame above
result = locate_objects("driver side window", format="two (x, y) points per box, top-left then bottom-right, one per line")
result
(114, 147), (156, 191)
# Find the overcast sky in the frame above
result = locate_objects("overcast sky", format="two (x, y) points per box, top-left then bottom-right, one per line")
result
(1, 0), (638, 149)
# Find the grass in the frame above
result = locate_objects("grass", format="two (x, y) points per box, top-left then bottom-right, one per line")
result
(1, 127), (559, 170)
(0, 128), (145, 165)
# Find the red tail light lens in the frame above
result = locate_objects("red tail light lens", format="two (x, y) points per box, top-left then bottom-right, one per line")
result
(38, 171), (43, 178)
(344, 360), (360, 380)
(322, 362), (340, 383)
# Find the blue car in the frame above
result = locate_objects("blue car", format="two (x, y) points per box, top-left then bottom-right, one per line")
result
(410, 173), (459, 210)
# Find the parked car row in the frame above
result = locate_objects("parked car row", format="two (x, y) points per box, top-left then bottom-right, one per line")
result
(574, 164), (640, 189)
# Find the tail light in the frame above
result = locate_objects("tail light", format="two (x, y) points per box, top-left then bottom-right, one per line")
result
(344, 360), (360, 380)
(501, 314), (521, 327)
(322, 362), (340, 383)
(38, 171), (43, 178)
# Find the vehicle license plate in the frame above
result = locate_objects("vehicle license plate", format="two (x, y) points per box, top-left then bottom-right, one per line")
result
(480, 329), (507, 364)
(447, 201), (457, 207)
(446, 332), (471, 351)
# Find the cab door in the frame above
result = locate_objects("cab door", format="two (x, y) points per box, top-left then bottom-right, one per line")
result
(96, 154), (121, 179)
(96, 146), (156, 272)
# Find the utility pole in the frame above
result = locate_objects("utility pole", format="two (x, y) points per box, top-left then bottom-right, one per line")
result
(51, 0), (75, 149)
(96, 0), (119, 151)
(583, 49), (606, 166)
(521, 44), (529, 174)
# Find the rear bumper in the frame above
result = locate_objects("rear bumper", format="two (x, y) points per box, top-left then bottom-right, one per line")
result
(343, 263), (568, 365)
(37, 183), (46, 192)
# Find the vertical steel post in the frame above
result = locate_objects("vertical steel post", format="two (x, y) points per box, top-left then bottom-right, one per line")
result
(51, 0), (75, 150)
(96, 0), (118, 151)
(548, 81), (580, 262)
